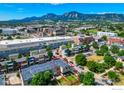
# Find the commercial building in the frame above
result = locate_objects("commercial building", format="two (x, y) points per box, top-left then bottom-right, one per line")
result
(1, 28), (19, 35)
(0, 36), (73, 57)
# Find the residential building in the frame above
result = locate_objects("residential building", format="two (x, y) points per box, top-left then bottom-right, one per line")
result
(97, 32), (117, 37)
(73, 36), (94, 45)
(0, 74), (5, 85)
(117, 56), (124, 62)
(108, 37), (124, 49)
(21, 59), (73, 85)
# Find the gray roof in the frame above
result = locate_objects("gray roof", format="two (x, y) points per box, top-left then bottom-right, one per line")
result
(0, 74), (5, 85)
(119, 56), (124, 60)
(21, 59), (70, 81)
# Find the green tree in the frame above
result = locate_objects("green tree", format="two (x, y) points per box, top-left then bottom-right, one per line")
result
(31, 71), (53, 85)
(44, 71), (52, 83)
(18, 54), (22, 58)
(104, 54), (116, 67)
(115, 62), (123, 70)
(95, 63), (105, 73)
(83, 72), (95, 85)
(87, 61), (105, 73)
(47, 51), (53, 60)
(75, 54), (87, 66)
(78, 73), (84, 83)
(95, 50), (103, 56)
(46, 45), (52, 52)
(118, 50), (124, 56)
(108, 71), (119, 81)
(101, 35), (108, 41)
(102, 62), (109, 69)
(92, 41), (99, 49)
(110, 45), (119, 54)
(7, 36), (13, 40)
(66, 42), (72, 49)
(86, 61), (96, 72)
(100, 45), (108, 54)
(31, 72), (45, 85)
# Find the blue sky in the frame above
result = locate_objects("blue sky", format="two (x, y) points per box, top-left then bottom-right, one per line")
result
(0, 3), (124, 21)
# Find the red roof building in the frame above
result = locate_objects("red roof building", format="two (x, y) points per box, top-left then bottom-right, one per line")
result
(108, 37), (124, 45)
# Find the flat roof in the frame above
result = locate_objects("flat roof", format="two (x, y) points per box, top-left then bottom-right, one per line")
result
(21, 59), (70, 81)
(0, 74), (5, 85)
(0, 36), (72, 46)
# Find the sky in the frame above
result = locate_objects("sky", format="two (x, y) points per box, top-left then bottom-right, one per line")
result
(0, 3), (124, 21)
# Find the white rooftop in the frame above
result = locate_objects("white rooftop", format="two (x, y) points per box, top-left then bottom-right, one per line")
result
(0, 36), (72, 45)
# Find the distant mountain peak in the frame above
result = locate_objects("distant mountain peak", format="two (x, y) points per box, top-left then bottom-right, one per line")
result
(3, 11), (124, 23)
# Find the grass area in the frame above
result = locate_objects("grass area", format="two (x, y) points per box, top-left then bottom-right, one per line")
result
(87, 55), (104, 62)
(114, 74), (124, 85)
(87, 29), (98, 34)
(66, 75), (77, 81)
(57, 77), (71, 85)
(57, 75), (79, 85)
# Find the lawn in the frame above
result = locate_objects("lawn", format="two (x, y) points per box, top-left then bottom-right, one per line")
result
(87, 55), (104, 62)
(66, 75), (77, 81)
(57, 75), (79, 85)
(114, 74), (124, 85)
(87, 29), (97, 35)
(57, 77), (71, 85)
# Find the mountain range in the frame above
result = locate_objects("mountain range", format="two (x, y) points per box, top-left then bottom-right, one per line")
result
(3, 11), (124, 22)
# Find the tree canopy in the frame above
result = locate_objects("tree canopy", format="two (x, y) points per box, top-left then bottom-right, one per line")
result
(31, 71), (53, 85)
(92, 41), (99, 49)
(115, 62), (123, 70)
(47, 51), (53, 60)
(101, 35), (108, 41)
(83, 72), (95, 85)
(108, 71), (119, 81)
(75, 54), (87, 66)
(104, 54), (116, 67)
(87, 61), (105, 73)
(118, 50), (124, 56)
(110, 45), (119, 54)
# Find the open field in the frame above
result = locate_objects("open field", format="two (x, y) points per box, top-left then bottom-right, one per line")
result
(87, 55), (104, 62)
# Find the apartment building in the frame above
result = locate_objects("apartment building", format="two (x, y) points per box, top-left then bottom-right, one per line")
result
(0, 36), (73, 57)
(97, 32), (117, 37)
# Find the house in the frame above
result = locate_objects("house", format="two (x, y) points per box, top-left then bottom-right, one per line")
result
(15, 57), (28, 68)
(108, 37), (124, 49)
(117, 56), (124, 62)
(21, 59), (73, 85)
